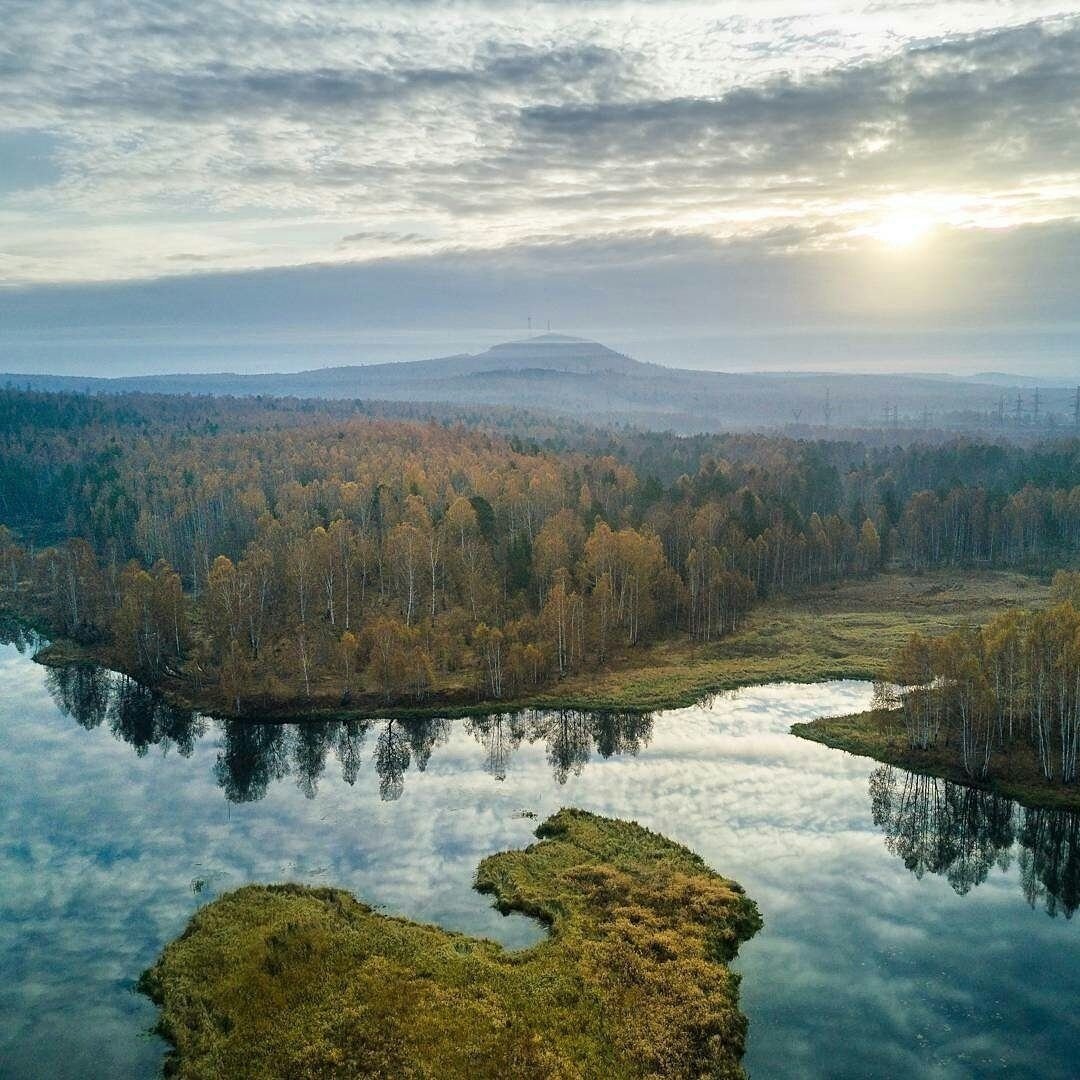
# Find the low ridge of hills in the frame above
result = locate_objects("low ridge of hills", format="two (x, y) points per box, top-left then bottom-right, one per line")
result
(4, 332), (1075, 435)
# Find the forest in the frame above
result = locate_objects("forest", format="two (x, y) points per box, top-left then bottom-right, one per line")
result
(1, 387), (1079, 713)
(885, 572), (1080, 784)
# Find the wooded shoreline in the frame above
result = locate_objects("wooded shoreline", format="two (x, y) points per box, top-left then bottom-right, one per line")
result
(793, 709), (1080, 811)
(21, 569), (1050, 722)
(795, 575), (1080, 812)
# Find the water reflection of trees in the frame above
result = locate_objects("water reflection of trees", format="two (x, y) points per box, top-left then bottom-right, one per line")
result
(215, 710), (649, 802)
(0, 614), (42, 653)
(870, 765), (1080, 917)
(44, 664), (653, 804)
(46, 665), (206, 755)
(466, 710), (653, 784)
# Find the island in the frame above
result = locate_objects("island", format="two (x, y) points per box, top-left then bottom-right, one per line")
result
(138, 809), (762, 1079)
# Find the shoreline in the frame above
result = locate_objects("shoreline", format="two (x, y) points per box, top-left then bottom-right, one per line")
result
(24, 568), (1051, 722)
(792, 708), (1080, 811)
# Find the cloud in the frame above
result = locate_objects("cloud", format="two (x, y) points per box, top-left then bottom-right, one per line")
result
(510, 18), (1080, 195)
(3, 218), (1079, 341)
(45, 44), (635, 124)
(339, 231), (432, 247)
(0, 0), (1077, 366)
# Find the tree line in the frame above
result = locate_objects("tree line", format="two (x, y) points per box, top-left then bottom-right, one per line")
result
(1, 388), (1077, 711)
(887, 572), (1080, 784)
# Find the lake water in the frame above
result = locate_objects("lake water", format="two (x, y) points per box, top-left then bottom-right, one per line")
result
(1, 640), (1078, 1079)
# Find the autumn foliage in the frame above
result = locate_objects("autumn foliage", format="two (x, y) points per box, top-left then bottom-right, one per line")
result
(1, 389), (1077, 711)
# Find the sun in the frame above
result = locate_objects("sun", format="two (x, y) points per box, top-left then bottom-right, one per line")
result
(868, 213), (933, 248)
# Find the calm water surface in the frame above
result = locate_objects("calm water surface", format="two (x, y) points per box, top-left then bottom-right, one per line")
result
(1, 641), (1078, 1079)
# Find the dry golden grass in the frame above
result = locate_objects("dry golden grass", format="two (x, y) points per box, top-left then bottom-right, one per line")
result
(140, 809), (761, 1080)
(528, 570), (1049, 712)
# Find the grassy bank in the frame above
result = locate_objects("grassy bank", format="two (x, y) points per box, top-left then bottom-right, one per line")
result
(793, 709), (1080, 811)
(525, 569), (1049, 712)
(30, 569), (1048, 720)
(139, 808), (762, 1080)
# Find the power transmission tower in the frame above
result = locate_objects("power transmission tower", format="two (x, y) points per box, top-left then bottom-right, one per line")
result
(1015, 392), (1023, 426)
(1074, 386), (1080, 429)
(1033, 386), (1041, 425)
(823, 387), (832, 429)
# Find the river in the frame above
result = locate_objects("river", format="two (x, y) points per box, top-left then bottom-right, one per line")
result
(1, 640), (1078, 1078)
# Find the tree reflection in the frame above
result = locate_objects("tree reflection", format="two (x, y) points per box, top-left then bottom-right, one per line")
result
(466, 714), (527, 780)
(47, 663), (657, 804)
(292, 722), (337, 799)
(215, 721), (289, 803)
(405, 718), (450, 774)
(109, 678), (204, 758)
(0, 613), (41, 653)
(529, 710), (592, 784)
(592, 711), (653, 760)
(528, 709), (654, 783)
(373, 720), (412, 801)
(45, 664), (204, 753)
(336, 720), (371, 786)
(1018, 809), (1080, 919)
(870, 765), (1080, 917)
(45, 664), (112, 730)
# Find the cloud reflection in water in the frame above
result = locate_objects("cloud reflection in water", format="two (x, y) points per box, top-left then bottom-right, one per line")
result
(1, 649), (1079, 1079)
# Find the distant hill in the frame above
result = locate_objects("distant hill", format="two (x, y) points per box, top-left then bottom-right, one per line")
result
(3, 333), (1076, 435)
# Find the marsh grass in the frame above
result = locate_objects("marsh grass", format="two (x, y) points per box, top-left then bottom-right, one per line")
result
(526, 570), (1050, 712)
(140, 809), (762, 1079)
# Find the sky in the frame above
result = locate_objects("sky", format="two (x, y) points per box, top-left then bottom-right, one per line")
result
(1, 1), (1079, 376)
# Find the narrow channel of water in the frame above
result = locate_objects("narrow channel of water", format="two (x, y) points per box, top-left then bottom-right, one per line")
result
(1, 642), (1077, 1079)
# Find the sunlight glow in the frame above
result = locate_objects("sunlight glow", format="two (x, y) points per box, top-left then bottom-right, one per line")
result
(869, 213), (934, 248)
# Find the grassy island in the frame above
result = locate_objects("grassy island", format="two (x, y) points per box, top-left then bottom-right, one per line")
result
(139, 809), (762, 1080)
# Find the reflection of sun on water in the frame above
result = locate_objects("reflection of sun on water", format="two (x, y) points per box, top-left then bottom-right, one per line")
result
(868, 213), (933, 248)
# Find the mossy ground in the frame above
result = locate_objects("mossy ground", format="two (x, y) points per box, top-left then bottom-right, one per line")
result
(793, 709), (1080, 811)
(139, 809), (761, 1080)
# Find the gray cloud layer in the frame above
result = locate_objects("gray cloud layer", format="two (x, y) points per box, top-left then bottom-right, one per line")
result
(0, 2), (1077, 371)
